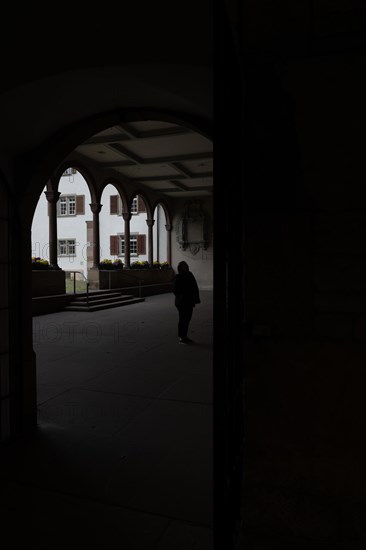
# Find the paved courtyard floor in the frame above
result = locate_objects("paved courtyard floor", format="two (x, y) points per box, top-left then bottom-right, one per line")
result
(0, 291), (213, 549)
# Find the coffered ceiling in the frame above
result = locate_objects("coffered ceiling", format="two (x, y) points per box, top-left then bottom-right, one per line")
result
(75, 121), (213, 199)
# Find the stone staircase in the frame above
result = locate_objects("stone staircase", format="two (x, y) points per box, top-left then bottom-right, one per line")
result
(64, 289), (145, 312)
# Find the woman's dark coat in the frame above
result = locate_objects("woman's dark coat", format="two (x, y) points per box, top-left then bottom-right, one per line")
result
(173, 271), (201, 308)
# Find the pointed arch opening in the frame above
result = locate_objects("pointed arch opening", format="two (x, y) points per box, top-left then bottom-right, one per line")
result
(26, 114), (213, 540)
(31, 165), (93, 295)
(152, 201), (169, 266)
(100, 181), (129, 266)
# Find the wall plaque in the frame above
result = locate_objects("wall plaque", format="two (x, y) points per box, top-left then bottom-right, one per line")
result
(176, 200), (210, 255)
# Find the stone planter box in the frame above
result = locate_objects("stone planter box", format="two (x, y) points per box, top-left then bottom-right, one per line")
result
(88, 267), (174, 291)
(32, 269), (66, 297)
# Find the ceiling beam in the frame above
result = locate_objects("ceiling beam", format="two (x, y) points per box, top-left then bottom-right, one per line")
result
(131, 174), (185, 182)
(136, 126), (193, 138)
(83, 133), (130, 145)
(170, 162), (192, 178)
(107, 143), (142, 164)
(169, 180), (189, 191)
(129, 171), (213, 183)
(154, 186), (213, 193)
(101, 151), (213, 168)
(117, 123), (192, 139)
(82, 125), (193, 145)
(108, 159), (136, 167)
(116, 123), (139, 139)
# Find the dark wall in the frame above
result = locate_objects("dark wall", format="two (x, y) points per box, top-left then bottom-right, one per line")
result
(239, 8), (366, 547)
(1, 2), (212, 92)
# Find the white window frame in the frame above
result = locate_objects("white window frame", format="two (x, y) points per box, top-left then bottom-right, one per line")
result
(117, 196), (138, 215)
(131, 197), (138, 214)
(119, 234), (138, 256)
(58, 239), (77, 256)
(58, 195), (77, 217)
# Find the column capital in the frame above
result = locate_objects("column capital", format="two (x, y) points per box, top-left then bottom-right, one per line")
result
(44, 190), (61, 203)
(90, 202), (102, 214)
(122, 212), (132, 222)
(165, 224), (173, 232)
(146, 218), (155, 227)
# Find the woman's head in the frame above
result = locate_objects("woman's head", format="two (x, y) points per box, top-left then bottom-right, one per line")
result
(177, 261), (189, 273)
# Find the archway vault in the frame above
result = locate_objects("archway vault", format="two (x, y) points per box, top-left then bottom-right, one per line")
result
(20, 111), (213, 232)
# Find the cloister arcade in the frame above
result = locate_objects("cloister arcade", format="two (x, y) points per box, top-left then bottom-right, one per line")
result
(35, 165), (173, 275)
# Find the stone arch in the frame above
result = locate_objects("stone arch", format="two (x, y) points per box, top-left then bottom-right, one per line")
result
(100, 177), (129, 213)
(152, 200), (171, 264)
(130, 190), (152, 220)
(16, 107), (212, 435)
(98, 179), (130, 267)
(19, 107), (212, 231)
(49, 161), (98, 205)
(151, 198), (171, 228)
(127, 190), (152, 266)
(121, 109), (213, 141)
(31, 161), (97, 272)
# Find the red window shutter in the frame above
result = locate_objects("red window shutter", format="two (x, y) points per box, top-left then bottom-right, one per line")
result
(76, 195), (85, 215)
(110, 235), (120, 255)
(110, 195), (118, 214)
(137, 234), (146, 255)
(137, 195), (146, 213)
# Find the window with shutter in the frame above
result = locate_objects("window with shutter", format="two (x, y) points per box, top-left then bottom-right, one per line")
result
(76, 195), (85, 215)
(120, 235), (138, 255)
(57, 195), (77, 216)
(110, 195), (118, 215)
(110, 235), (120, 255)
(137, 234), (146, 255)
(137, 195), (146, 213)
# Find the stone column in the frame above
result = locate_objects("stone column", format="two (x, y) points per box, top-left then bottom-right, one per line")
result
(90, 203), (102, 268)
(122, 212), (131, 268)
(165, 224), (172, 265)
(146, 218), (155, 267)
(19, 226), (37, 433)
(44, 190), (61, 269)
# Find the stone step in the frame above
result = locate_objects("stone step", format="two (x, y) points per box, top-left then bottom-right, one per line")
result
(64, 297), (145, 312)
(69, 294), (133, 305)
(68, 290), (122, 299)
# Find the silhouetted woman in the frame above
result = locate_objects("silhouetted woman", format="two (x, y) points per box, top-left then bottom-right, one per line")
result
(173, 260), (201, 344)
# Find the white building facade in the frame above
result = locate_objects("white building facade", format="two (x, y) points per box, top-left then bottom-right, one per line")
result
(31, 169), (168, 277)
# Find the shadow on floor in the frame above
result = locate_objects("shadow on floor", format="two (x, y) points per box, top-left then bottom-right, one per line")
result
(1, 292), (213, 549)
